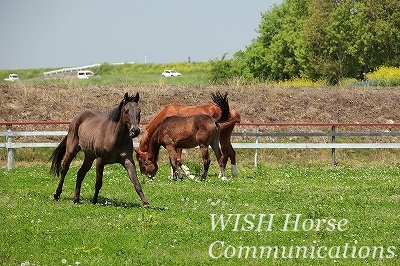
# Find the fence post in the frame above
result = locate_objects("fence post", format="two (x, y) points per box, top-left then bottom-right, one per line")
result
(331, 125), (336, 166)
(254, 126), (260, 167)
(6, 124), (15, 169)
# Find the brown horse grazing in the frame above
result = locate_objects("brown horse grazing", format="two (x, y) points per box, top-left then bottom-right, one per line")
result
(136, 92), (240, 178)
(135, 92), (230, 181)
(50, 92), (149, 207)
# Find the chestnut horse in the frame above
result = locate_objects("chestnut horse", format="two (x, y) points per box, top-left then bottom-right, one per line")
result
(136, 93), (240, 178)
(50, 92), (149, 207)
(135, 92), (230, 181)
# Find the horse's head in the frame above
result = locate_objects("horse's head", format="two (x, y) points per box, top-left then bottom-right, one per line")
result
(120, 92), (141, 138)
(135, 148), (158, 179)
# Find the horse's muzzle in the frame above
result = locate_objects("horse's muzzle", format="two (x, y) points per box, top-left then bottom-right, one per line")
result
(130, 128), (140, 138)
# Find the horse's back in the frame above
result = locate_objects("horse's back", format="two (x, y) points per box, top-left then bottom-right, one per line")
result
(161, 104), (239, 128)
(149, 104), (219, 126)
(78, 109), (106, 120)
(162, 114), (215, 129)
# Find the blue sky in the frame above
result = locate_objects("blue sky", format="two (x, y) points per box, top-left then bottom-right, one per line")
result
(0, 0), (282, 70)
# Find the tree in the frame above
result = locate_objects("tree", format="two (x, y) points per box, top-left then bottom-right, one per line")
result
(303, 0), (359, 82)
(213, 0), (400, 84)
(237, 0), (309, 80)
(356, 0), (400, 71)
(207, 53), (240, 84)
(300, 0), (400, 83)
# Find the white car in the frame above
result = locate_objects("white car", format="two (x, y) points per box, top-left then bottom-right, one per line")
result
(77, 70), (94, 79)
(4, 74), (19, 81)
(162, 70), (182, 77)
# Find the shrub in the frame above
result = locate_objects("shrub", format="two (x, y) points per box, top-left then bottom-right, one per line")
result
(267, 77), (327, 87)
(366, 66), (400, 86)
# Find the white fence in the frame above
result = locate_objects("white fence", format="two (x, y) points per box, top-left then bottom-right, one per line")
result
(43, 62), (135, 76)
(2, 122), (400, 169)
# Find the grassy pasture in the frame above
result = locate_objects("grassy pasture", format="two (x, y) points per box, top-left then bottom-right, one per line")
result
(0, 62), (210, 86)
(1, 159), (400, 265)
(2, 64), (400, 265)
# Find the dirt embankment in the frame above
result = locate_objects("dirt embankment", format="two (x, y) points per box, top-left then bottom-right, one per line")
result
(1, 83), (400, 124)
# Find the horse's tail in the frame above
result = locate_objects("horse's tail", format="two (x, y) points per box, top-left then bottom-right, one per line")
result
(49, 135), (67, 177)
(212, 91), (230, 124)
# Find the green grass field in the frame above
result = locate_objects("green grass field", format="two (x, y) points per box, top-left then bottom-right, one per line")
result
(1, 160), (400, 265)
(0, 62), (211, 86)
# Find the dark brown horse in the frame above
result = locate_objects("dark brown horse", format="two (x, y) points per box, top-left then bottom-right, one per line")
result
(136, 93), (240, 178)
(50, 92), (149, 206)
(135, 92), (230, 181)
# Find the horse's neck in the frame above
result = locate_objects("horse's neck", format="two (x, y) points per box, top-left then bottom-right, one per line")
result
(147, 131), (161, 161)
(139, 130), (151, 151)
(140, 107), (172, 151)
(109, 119), (129, 144)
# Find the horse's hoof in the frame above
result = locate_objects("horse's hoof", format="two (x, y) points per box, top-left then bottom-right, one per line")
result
(54, 194), (60, 201)
(73, 199), (80, 204)
(221, 176), (228, 181)
(231, 165), (238, 176)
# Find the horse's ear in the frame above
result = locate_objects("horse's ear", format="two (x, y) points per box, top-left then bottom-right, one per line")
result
(133, 92), (139, 103)
(123, 92), (129, 103)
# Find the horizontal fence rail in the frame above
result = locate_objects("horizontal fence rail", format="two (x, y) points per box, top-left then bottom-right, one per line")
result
(2, 121), (400, 169)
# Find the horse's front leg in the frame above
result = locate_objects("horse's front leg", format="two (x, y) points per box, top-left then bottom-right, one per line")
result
(91, 159), (104, 204)
(123, 157), (149, 207)
(176, 148), (195, 179)
(166, 147), (183, 181)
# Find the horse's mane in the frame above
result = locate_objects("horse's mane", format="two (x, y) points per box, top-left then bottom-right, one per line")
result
(108, 104), (122, 122)
(108, 92), (139, 122)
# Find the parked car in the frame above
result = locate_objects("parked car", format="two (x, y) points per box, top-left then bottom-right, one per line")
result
(4, 74), (19, 81)
(77, 70), (94, 79)
(162, 70), (182, 77)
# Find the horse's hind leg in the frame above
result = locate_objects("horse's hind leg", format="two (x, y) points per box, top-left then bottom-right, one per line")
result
(219, 142), (234, 178)
(72, 155), (94, 204)
(211, 137), (226, 180)
(90, 158), (103, 204)
(54, 141), (80, 200)
(220, 127), (237, 176)
(200, 145), (211, 181)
